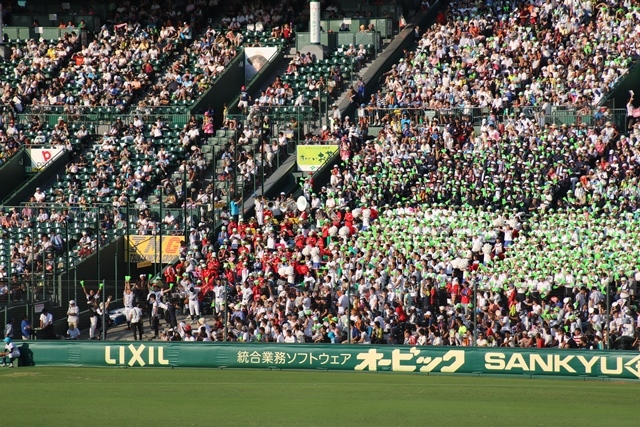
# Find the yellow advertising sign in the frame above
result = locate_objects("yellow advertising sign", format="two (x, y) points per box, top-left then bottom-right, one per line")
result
(126, 236), (183, 263)
(297, 145), (338, 172)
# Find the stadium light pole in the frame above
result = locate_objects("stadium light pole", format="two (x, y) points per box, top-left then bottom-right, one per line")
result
(159, 186), (163, 277)
(472, 279), (477, 347)
(41, 250), (46, 300)
(6, 234), (11, 311)
(72, 258), (77, 309)
(114, 239), (118, 305)
(126, 198), (131, 277)
(605, 280), (610, 350)
(30, 234), (35, 300)
(261, 141), (265, 197)
(65, 218), (70, 301)
(347, 283), (351, 344)
(233, 132), (238, 196)
(97, 208), (106, 341)
(183, 166), (188, 242)
(223, 278), (228, 341)
(153, 221), (158, 279)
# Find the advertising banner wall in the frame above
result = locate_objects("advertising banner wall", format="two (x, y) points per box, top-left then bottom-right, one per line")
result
(27, 147), (64, 171)
(245, 47), (278, 81)
(309, 1), (321, 44)
(126, 236), (183, 263)
(16, 342), (640, 380)
(297, 145), (339, 172)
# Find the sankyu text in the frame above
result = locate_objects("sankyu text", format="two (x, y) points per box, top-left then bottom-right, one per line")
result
(485, 353), (640, 378)
(105, 344), (170, 367)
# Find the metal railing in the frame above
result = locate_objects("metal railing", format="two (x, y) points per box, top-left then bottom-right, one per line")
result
(20, 108), (192, 127)
(362, 106), (629, 130)
(0, 199), (218, 309)
(210, 115), (295, 200)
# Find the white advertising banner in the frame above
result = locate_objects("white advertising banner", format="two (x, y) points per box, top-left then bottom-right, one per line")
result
(28, 147), (64, 171)
(244, 47), (278, 81)
(310, 1), (321, 44)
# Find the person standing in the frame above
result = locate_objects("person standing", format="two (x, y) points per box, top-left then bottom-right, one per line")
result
(88, 296), (100, 339)
(149, 294), (162, 339)
(230, 196), (241, 222)
(1, 337), (20, 367)
(147, 282), (170, 327)
(98, 296), (112, 340)
(3, 317), (14, 339)
(213, 278), (226, 315)
(39, 309), (54, 339)
(66, 300), (79, 329)
(129, 302), (144, 341)
(81, 281), (101, 304)
(123, 280), (135, 330)
(167, 299), (178, 329)
(186, 284), (201, 323)
(255, 196), (264, 226)
(20, 316), (32, 340)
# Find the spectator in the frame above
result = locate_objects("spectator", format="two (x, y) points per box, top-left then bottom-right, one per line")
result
(66, 324), (81, 340)
(66, 300), (79, 329)
(3, 317), (14, 339)
(39, 308), (54, 339)
(20, 316), (32, 340)
(129, 302), (145, 341)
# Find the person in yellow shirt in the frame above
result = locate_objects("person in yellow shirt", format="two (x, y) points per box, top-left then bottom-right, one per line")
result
(47, 47), (57, 60)
(456, 317), (467, 337)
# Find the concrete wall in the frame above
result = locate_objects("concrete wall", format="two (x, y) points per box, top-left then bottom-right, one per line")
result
(601, 62), (640, 111)
(0, 149), (28, 201)
(227, 49), (286, 116)
(190, 53), (246, 128)
(3, 149), (70, 205)
(338, 2), (442, 119)
(59, 237), (126, 306)
(311, 3), (443, 178)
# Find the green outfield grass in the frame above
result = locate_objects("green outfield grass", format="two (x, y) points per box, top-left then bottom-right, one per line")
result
(1, 367), (637, 426)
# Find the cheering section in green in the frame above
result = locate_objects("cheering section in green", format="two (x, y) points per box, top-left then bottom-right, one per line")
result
(353, 205), (638, 296)
(341, 121), (639, 214)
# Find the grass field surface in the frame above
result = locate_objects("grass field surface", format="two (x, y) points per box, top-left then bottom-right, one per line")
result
(1, 367), (637, 426)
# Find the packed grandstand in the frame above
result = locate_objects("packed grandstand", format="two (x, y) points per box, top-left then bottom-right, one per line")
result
(0, 0), (639, 351)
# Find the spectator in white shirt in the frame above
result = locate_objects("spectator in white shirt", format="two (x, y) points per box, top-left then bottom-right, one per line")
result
(34, 188), (46, 203)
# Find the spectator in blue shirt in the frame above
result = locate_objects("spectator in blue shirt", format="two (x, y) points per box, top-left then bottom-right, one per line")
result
(230, 196), (241, 222)
(20, 316), (32, 340)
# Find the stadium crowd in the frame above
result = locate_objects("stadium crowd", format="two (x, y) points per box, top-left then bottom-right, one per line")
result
(110, 0), (640, 349)
(2, 0), (640, 353)
(0, 112), (214, 297)
(35, 23), (186, 113)
(136, 101), (640, 350)
(219, 0), (301, 32)
(15, 0), (213, 114)
(1, 33), (81, 114)
(369, 0), (639, 112)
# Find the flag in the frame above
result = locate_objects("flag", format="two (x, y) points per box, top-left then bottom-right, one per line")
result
(399, 15), (407, 29)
